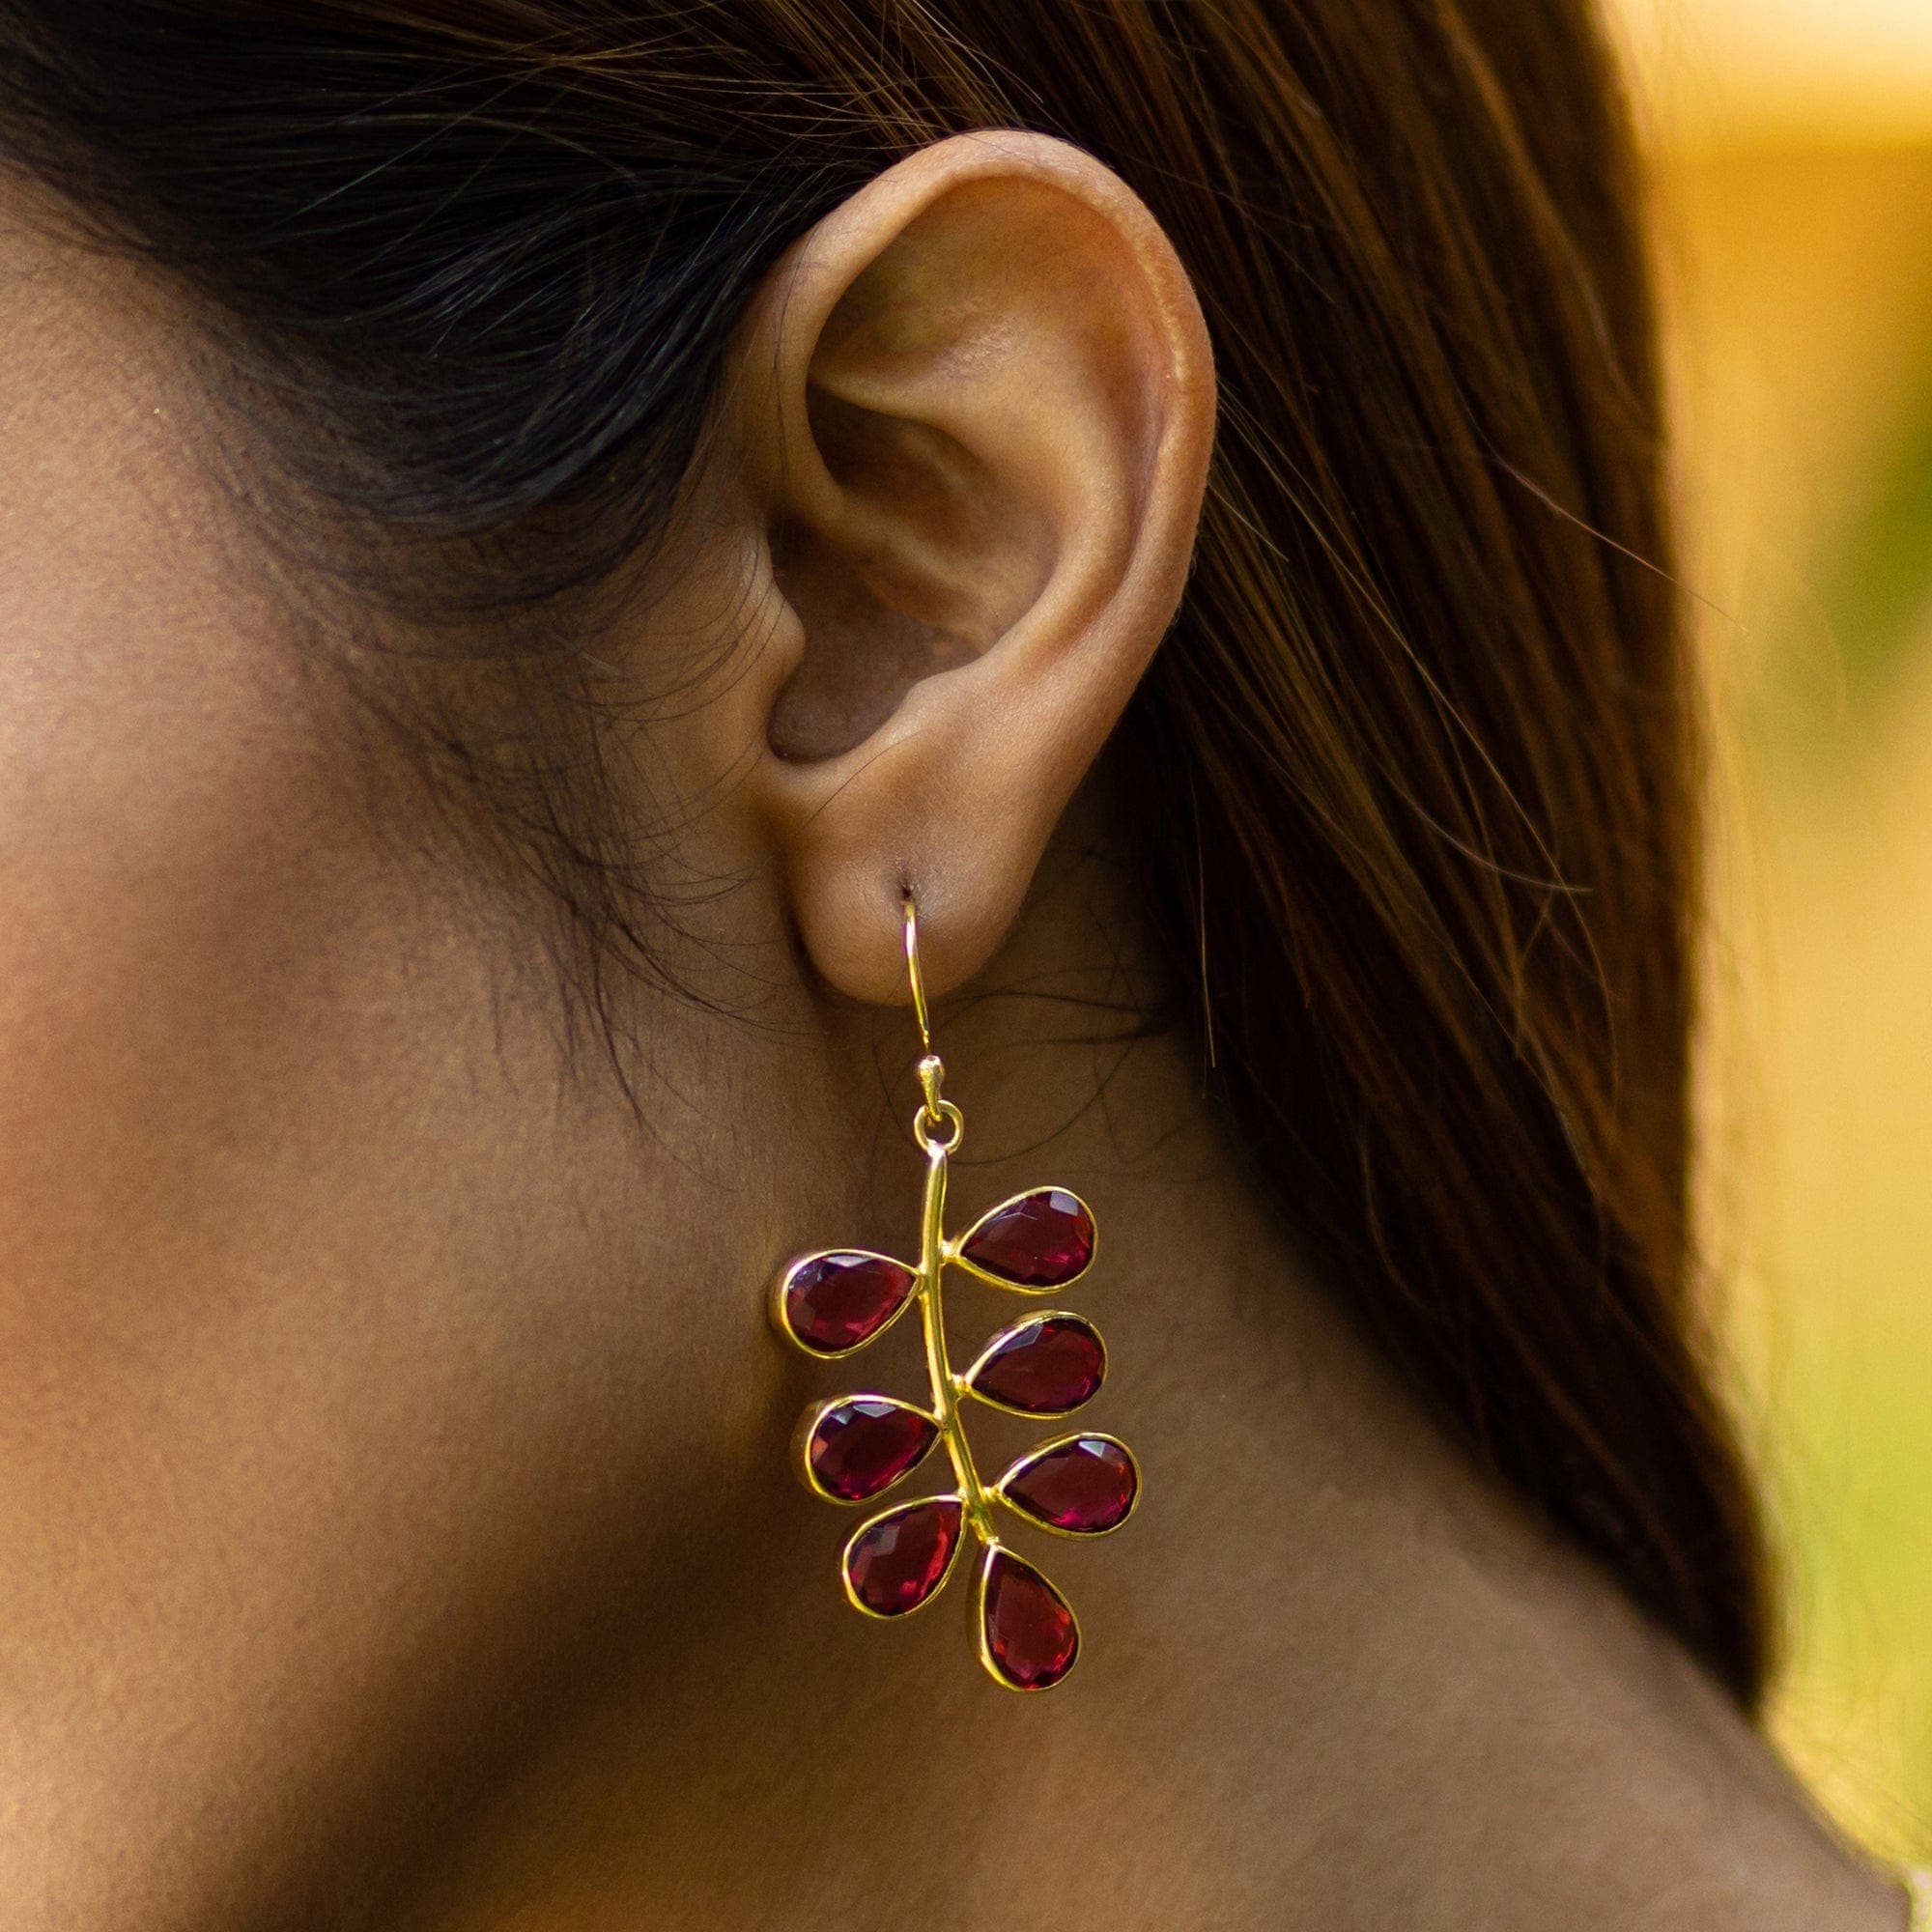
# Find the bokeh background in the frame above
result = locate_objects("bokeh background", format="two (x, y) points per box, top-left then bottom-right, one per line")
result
(1606, 0), (1932, 1864)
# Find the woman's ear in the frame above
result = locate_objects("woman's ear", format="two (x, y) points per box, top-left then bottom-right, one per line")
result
(724, 130), (1213, 1006)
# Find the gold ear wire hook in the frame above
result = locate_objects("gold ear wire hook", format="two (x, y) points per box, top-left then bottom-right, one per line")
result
(902, 893), (959, 1150)
(902, 892), (932, 1056)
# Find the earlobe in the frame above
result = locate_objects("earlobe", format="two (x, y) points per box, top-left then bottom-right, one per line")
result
(728, 131), (1214, 1008)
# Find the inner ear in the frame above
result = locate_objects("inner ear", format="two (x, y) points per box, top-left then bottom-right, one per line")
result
(763, 179), (1151, 763)
(766, 379), (1054, 765)
(765, 399), (1033, 761)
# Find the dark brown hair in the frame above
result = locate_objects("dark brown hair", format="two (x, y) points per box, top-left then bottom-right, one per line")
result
(0, 1), (1771, 1702)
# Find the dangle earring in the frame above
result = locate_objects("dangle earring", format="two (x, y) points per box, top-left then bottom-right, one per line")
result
(770, 894), (1140, 1690)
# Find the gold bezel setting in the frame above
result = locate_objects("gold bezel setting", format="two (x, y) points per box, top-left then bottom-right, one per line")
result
(945, 1185), (1098, 1293)
(958, 1310), (1109, 1418)
(770, 1248), (920, 1359)
(793, 1393), (943, 1505)
(991, 1430), (1142, 1538)
(974, 1543), (1082, 1691)
(840, 1492), (967, 1620)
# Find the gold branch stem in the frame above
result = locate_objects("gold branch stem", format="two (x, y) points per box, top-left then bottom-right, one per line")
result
(917, 1135), (996, 1547)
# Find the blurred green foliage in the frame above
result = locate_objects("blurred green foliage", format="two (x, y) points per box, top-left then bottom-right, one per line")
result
(1663, 137), (1932, 1862)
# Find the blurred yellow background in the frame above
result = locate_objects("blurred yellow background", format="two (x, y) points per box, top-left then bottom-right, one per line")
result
(1607, 0), (1932, 1864)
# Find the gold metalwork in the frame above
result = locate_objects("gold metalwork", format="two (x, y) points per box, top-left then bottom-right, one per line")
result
(770, 890), (1138, 1690)
(902, 893), (932, 1054)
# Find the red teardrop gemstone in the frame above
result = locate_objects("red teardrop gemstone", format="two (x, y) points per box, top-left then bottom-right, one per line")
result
(981, 1549), (1079, 1690)
(968, 1315), (1106, 1414)
(1000, 1435), (1138, 1533)
(782, 1252), (917, 1354)
(958, 1189), (1094, 1289)
(845, 1496), (964, 1616)
(806, 1399), (938, 1502)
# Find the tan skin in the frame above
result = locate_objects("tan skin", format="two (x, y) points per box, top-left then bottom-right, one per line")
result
(0, 133), (1903, 1930)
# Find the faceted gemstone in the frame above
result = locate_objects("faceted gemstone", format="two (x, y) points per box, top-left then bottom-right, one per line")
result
(999, 1435), (1138, 1533)
(958, 1189), (1095, 1289)
(980, 1549), (1079, 1690)
(781, 1251), (917, 1355)
(966, 1315), (1106, 1414)
(806, 1398), (938, 1503)
(845, 1495), (964, 1616)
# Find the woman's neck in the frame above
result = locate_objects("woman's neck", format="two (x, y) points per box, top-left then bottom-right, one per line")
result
(374, 892), (1897, 1932)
